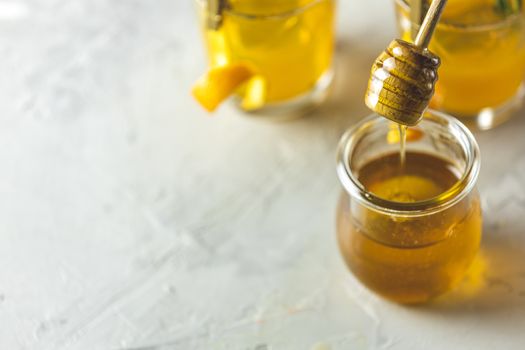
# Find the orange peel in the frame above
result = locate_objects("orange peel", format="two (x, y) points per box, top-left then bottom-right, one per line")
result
(387, 125), (424, 144)
(192, 63), (262, 112)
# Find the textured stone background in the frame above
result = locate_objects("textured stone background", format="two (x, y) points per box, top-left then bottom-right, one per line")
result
(0, 0), (524, 349)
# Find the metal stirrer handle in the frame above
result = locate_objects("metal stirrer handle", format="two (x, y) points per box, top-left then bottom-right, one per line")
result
(207, 0), (228, 30)
(414, 0), (448, 48)
(409, 0), (423, 40)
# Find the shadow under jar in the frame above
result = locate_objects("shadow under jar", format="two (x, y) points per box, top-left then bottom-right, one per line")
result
(336, 110), (482, 304)
(196, 0), (335, 119)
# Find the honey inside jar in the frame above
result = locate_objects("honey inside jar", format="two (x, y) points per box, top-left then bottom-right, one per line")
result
(336, 112), (482, 304)
(338, 152), (482, 304)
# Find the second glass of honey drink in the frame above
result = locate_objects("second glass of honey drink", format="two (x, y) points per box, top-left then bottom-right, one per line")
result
(194, 0), (335, 118)
(336, 110), (482, 304)
(394, 0), (525, 129)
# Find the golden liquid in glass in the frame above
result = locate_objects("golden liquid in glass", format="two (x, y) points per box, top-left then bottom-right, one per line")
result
(200, 0), (334, 103)
(337, 152), (482, 303)
(397, 0), (525, 116)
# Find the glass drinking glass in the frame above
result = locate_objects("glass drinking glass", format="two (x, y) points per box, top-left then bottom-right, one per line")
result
(195, 0), (335, 119)
(394, 0), (525, 130)
(336, 110), (482, 304)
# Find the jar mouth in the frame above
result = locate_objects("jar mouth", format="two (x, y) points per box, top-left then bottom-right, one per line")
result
(336, 110), (480, 217)
(395, 0), (523, 31)
(195, 0), (328, 20)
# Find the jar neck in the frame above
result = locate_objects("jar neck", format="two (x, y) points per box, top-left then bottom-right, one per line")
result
(336, 110), (480, 217)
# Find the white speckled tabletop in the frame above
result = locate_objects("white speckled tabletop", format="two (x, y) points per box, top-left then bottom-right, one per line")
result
(1, 1), (525, 349)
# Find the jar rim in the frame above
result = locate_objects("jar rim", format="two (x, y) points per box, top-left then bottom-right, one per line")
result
(395, 0), (523, 32)
(336, 110), (480, 217)
(195, 0), (329, 20)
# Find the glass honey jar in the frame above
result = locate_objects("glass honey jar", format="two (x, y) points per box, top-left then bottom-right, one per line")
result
(336, 110), (482, 304)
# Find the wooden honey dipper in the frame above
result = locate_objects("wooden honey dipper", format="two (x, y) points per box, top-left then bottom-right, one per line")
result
(365, 0), (448, 126)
